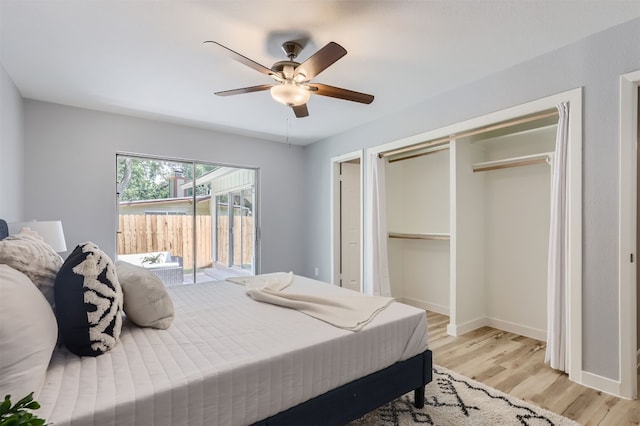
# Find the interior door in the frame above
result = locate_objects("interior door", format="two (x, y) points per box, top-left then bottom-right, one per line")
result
(340, 161), (361, 291)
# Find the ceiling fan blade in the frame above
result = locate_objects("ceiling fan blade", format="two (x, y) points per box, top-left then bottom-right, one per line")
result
(204, 41), (274, 76)
(215, 84), (273, 97)
(292, 104), (309, 118)
(310, 83), (374, 104)
(294, 42), (347, 80)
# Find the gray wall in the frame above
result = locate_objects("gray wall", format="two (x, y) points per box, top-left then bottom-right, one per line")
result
(303, 18), (640, 381)
(0, 60), (24, 221)
(23, 100), (307, 275)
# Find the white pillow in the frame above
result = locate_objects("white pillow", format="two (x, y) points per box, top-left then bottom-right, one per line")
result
(115, 260), (174, 329)
(0, 265), (58, 400)
(0, 228), (63, 308)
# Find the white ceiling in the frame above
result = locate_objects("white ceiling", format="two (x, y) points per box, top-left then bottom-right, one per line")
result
(2, 1), (639, 145)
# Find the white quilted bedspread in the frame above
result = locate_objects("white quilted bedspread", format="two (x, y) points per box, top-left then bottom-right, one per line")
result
(37, 276), (429, 426)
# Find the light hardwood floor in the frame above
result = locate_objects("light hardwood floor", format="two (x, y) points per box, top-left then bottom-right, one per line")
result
(427, 311), (640, 425)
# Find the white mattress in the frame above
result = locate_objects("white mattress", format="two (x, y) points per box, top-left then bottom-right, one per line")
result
(37, 275), (429, 426)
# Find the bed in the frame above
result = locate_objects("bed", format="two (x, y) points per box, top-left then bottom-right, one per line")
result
(0, 220), (432, 425)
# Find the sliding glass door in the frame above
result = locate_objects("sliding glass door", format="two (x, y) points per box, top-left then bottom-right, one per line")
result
(116, 154), (257, 285)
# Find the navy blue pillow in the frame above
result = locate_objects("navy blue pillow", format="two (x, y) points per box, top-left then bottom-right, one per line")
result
(54, 242), (123, 356)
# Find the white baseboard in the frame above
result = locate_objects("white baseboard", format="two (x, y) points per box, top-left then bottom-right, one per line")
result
(447, 317), (486, 336)
(399, 297), (449, 315)
(485, 317), (546, 341)
(445, 316), (546, 341)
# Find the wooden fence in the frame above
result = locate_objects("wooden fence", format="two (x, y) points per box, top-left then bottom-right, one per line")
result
(117, 214), (253, 269)
(118, 214), (212, 269)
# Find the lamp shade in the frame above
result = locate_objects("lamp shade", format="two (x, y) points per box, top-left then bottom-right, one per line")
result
(270, 82), (311, 106)
(9, 220), (67, 252)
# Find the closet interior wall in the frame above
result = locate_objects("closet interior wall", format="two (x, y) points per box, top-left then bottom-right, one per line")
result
(386, 148), (450, 314)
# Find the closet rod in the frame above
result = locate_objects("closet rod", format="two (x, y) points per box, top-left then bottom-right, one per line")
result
(472, 152), (553, 173)
(388, 145), (449, 163)
(388, 232), (450, 241)
(379, 108), (558, 159)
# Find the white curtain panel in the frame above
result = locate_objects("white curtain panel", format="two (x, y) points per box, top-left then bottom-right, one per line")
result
(545, 102), (569, 371)
(367, 155), (392, 297)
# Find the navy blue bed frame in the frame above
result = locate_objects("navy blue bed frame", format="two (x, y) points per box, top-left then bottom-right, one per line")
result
(253, 349), (432, 425)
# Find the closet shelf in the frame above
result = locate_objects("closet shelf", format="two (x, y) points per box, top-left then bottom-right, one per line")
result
(388, 232), (450, 241)
(472, 152), (554, 173)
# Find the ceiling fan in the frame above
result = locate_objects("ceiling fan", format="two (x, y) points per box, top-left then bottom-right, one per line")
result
(204, 40), (374, 118)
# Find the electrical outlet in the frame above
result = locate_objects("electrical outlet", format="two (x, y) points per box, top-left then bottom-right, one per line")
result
(314, 267), (319, 276)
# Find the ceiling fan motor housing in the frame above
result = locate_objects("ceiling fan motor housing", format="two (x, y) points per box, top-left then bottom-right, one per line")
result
(271, 60), (302, 75)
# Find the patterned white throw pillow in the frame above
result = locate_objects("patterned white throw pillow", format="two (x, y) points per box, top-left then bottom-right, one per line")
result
(0, 228), (63, 308)
(54, 242), (123, 356)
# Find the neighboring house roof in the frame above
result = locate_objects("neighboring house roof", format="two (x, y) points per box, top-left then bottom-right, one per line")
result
(119, 195), (210, 207)
(179, 167), (236, 191)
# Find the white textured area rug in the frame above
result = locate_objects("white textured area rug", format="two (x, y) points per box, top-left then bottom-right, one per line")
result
(351, 365), (580, 426)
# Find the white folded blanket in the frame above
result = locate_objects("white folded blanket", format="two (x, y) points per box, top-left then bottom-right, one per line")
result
(227, 273), (394, 332)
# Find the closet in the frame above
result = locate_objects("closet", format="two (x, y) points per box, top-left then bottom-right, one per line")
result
(385, 115), (557, 340)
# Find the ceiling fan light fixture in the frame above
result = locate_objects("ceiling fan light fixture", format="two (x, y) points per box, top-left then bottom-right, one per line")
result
(270, 82), (310, 106)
